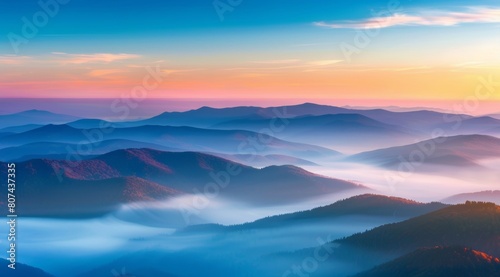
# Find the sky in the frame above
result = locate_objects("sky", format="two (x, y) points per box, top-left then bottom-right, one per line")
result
(0, 0), (500, 112)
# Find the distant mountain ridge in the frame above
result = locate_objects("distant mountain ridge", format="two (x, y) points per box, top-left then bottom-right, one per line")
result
(0, 109), (80, 129)
(0, 124), (340, 159)
(348, 134), (500, 169)
(211, 113), (417, 150)
(126, 103), (472, 130)
(179, 194), (447, 233)
(442, 190), (500, 205)
(0, 259), (54, 277)
(0, 149), (366, 216)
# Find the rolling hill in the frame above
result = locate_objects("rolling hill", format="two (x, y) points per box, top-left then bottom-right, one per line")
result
(0, 123), (43, 133)
(0, 259), (54, 277)
(180, 194), (447, 233)
(283, 201), (500, 276)
(337, 201), (500, 257)
(0, 109), (79, 129)
(124, 103), (471, 130)
(0, 124), (340, 158)
(348, 134), (500, 169)
(212, 114), (417, 150)
(354, 246), (500, 277)
(0, 149), (366, 216)
(433, 116), (500, 136)
(0, 139), (180, 161)
(442, 190), (500, 205)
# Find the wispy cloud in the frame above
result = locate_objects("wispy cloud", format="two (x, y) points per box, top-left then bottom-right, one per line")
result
(314, 7), (500, 29)
(308, 60), (343, 66)
(0, 55), (31, 65)
(88, 69), (128, 78)
(52, 52), (141, 64)
(226, 59), (344, 72)
(251, 59), (300, 65)
(162, 68), (203, 75)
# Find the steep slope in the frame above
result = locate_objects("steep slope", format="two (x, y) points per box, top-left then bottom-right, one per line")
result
(354, 246), (500, 277)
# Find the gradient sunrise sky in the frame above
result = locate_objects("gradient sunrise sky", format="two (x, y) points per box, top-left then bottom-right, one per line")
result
(1, 0), (500, 112)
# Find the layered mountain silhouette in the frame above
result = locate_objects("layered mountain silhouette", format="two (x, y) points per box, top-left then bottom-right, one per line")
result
(0, 139), (180, 161)
(336, 201), (500, 257)
(0, 124), (339, 158)
(0, 140), (318, 167)
(124, 103), (471, 130)
(0, 259), (54, 277)
(0, 123), (43, 133)
(433, 116), (500, 136)
(0, 110), (79, 129)
(0, 149), (365, 216)
(285, 201), (500, 276)
(354, 246), (500, 277)
(212, 114), (417, 150)
(443, 190), (500, 205)
(180, 194), (447, 233)
(348, 134), (500, 169)
(208, 153), (318, 167)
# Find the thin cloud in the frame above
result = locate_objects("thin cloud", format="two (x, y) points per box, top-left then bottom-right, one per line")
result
(52, 52), (141, 64)
(251, 59), (301, 65)
(308, 60), (343, 66)
(88, 69), (128, 78)
(314, 7), (500, 29)
(226, 59), (344, 71)
(0, 55), (31, 65)
(162, 68), (203, 74)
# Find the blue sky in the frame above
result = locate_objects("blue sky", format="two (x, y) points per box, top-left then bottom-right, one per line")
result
(1, 0), (500, 113)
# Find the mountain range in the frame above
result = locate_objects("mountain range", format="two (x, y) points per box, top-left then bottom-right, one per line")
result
(279, 201), (500, 276)
(0, 124), (340, 159)
(0, 149), (366, 216)
(348, 134), (500, 169)
(442, 190), (500, 205)
(0, 110), (79, 129)
(212, 113), (418, 150)
(179, 194), (447, 233)
(124, 103), (473, 131)
(0, 259), (54, 277)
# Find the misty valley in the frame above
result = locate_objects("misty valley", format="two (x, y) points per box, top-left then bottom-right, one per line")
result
(1, 104), (500, 277)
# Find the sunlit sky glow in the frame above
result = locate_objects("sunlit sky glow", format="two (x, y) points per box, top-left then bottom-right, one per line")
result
(0, 0), (499, 112)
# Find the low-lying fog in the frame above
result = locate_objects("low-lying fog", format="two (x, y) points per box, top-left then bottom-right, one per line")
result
(303, 158), (500, 202)
(1, 189), (404, 277)
(2, 157), (498, 276)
